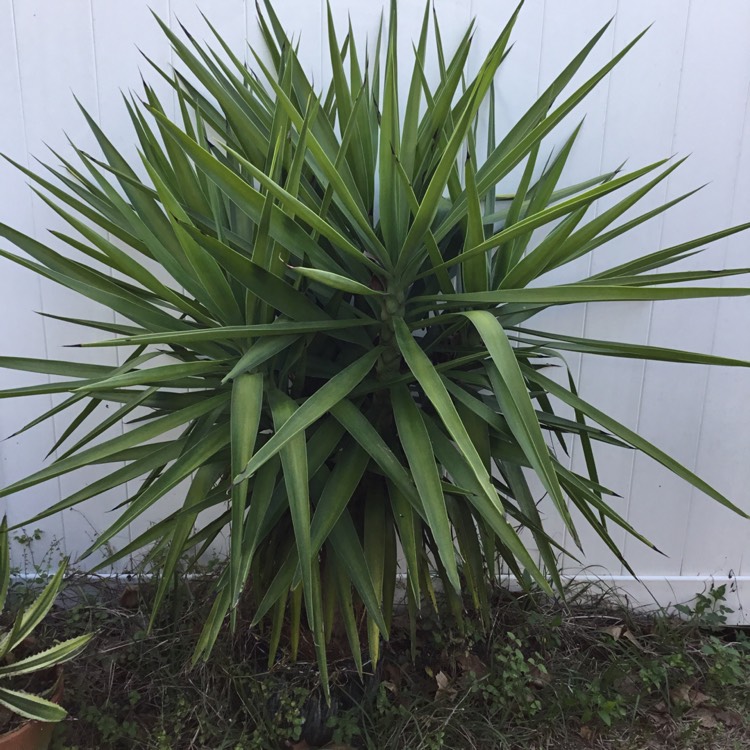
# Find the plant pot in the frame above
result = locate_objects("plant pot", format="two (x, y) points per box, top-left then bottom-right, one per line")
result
(0, 672), (64, 750)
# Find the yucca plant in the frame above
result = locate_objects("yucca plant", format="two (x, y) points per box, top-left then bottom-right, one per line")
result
(0, 519), (92, 723)
(1, 1), (748, 687)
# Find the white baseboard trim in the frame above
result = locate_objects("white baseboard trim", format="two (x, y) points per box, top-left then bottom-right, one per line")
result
(556, 573), (749, 625)
(11, 571), (749, 625)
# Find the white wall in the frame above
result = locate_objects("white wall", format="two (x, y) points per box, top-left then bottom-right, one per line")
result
(0, 0), (749, 616)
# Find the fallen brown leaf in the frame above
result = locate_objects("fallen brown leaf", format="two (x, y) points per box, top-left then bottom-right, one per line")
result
(673, 683), (709, 708)
(119, 585), (139, 609)
(714, 708), (743, 727)
(579, 725), (595, 742)
(434, 670), (457, 701)
(615, 673), (641, 697)
(456, 652), (488, 679)
(529, 663), (551, 689)
(381, 680), (398, 696)
(621, 628), (643, 650)
(599, 623), (642, 650)
(694, 707), (719, 729)
(649, 711), (670, 728)
(381, 661), (402, 691)
(600, 624), (625, 640)
(688, 704), (743, 729)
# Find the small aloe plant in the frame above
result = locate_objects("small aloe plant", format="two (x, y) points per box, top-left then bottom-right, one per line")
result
(0, 519), (92, 723)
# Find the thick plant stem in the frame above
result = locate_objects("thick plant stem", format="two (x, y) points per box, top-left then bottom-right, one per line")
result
(377, 288), (406, 382)
(374, 289), (405, 435)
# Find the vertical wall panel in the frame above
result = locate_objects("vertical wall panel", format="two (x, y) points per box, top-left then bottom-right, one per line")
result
(532, 1), (619, 562)
(91, 0), (172, 162)
(569, 3), (692, 575)
(10, 0), (108, 565)
(0, 0), (62, 567)
(87, 0), (173, 568)
(681, 77), (750, 580)
(0, 0), (748, 606)
(624, 2), (750, 576)
(472, 0), (545, 190)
